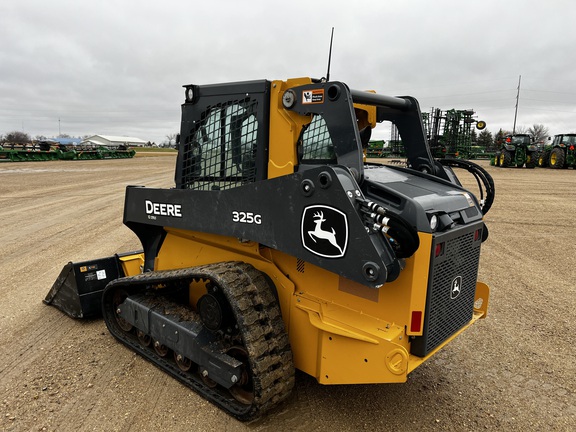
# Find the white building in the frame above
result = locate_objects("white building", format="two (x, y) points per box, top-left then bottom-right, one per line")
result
(82, 135), (148, 148)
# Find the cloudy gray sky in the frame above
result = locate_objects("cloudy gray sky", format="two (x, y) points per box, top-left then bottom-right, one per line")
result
(2, 0), (575, 144)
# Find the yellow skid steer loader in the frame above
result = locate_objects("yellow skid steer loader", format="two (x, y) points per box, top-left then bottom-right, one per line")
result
(45, 77), (494, 421)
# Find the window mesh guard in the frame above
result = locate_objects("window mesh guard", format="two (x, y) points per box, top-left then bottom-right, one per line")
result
(299, 115), (336, 162)
(182, 99), (259, 190)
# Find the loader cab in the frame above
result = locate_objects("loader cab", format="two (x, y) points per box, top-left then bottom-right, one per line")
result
(176, 78), (448, 192)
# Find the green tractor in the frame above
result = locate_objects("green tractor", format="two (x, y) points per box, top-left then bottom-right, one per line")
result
(538, 134), (576, 169)
(494, 134), (538, 168)
(365, 140), (387, 158)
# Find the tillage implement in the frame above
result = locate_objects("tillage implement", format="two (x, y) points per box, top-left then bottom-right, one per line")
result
(45, 77), (495, 421)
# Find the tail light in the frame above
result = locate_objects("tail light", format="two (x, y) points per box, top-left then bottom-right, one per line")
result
(435, 242), (444, 257)
(410, 311), (423, 333)
(474, 229), (482, 241)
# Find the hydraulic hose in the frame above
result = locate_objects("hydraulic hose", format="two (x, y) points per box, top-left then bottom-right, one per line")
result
(358, 199), (420, 258)
(438, 159), (495, 215)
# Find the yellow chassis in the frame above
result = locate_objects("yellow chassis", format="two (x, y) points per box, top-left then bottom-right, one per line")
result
(117, 228), (489, 385)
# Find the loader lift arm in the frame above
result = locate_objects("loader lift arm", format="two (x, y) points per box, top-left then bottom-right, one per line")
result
(283, 82), (449, 182)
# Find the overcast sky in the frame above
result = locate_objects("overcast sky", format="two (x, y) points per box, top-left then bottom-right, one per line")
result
(2, 0), (575, 144)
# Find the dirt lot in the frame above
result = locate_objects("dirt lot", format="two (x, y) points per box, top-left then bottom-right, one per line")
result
(0, 156), (574, 431)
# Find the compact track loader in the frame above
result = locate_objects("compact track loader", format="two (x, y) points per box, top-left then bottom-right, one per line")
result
(45, 77), (494, 421)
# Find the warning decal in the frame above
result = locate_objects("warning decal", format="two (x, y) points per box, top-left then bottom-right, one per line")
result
(302, 89), (324, 104)
(79, 264), (98, 273)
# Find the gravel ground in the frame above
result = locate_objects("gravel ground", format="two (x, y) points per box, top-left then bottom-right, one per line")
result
(0, 156), (574, 431)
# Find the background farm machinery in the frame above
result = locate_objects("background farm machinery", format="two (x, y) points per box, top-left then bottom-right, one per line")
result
(492, 134), (538, 168)
(424, 108), (486, 159)
(371, 108), (486, 160)
(538, 134), (576, 169)
(0, 141), (136, 162)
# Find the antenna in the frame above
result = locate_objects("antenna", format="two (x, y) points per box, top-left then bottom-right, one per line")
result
(512, 74), (521, 135)
(325, 27), (334, 82)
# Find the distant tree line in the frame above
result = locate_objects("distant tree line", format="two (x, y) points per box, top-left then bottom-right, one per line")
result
(1, 131), (31, 144)
(0, 131), (163, 148)
(0, 131), (92, 144)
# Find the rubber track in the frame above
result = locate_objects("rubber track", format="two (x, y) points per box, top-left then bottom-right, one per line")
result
(102, 261), (294, 421)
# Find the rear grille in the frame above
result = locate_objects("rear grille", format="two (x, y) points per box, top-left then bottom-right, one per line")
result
(410, 223), (482, 357)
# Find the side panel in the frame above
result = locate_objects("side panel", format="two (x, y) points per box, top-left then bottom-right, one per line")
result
(153, 229), (413, 384)
(123, 166), (398, 288)
(269, 235), (431, 383)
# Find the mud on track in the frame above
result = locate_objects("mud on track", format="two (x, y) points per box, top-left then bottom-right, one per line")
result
(0, 157), (574, 431)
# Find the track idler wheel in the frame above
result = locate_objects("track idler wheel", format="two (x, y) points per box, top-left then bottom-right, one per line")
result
(113, 289), (133, 332)
(226, 346), (254, 405)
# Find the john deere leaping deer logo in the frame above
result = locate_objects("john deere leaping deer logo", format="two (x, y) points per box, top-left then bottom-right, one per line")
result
(451, 276), (462, 300)
(301, 205), (348, 258)
(309, 211), (343, 254)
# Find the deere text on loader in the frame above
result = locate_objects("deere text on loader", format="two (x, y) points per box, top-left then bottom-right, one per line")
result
(45, 77), (494, 421)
